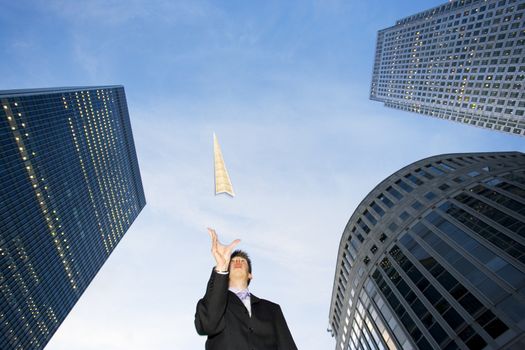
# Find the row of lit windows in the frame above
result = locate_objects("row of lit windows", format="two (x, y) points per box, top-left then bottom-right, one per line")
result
(3, 101), (79, 293)
(395, 0), (522, 27)
(68, 90), (138, 251)
(382, 101), (525, 134)
(68, 98), (122, 253)
(385, 16), (525, 45)
(383, 97), (525, 116)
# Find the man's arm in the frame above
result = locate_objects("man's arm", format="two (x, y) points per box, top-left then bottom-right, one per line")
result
(194, 269), (229, 335)
(194, 228), (240, 336)
(275, 305), (298, 350)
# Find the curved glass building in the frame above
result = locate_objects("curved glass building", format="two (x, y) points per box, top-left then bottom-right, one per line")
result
(328, 152), (525, 350)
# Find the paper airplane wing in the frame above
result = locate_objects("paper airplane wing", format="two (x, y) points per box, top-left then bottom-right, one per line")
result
(213, 133), (235, 197)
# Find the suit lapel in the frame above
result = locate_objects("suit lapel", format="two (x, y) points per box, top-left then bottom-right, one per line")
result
(228, 291), (250, 318)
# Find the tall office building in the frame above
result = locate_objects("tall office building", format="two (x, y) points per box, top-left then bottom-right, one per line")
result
(328, 152), (525, 350)
(0, 86), (146, 349)
(370, 0), (525, 136)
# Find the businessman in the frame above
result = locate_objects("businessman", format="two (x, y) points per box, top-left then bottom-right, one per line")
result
(195, 228), (298, 350)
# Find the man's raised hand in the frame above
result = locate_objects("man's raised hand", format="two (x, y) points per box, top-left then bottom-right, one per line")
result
(207, 228), (240, 272)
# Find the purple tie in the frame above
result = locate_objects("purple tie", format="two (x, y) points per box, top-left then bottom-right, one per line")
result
(236, 290), (250, 301)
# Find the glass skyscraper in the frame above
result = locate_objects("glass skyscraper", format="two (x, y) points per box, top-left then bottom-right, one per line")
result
(0, 86), (146, 349)
(370, 0), (525, 136)
(328, 152), (525, 350)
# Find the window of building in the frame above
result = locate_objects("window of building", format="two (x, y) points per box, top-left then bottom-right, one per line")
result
(370, 201), (386, 217)
(396, 179), (414, 193)
(439, 183), (451, 191)
(377, 193), (394, 208)
(400, 211), (410, 222)
(424, 191), (437, 200)
(386, 186), (403, 200)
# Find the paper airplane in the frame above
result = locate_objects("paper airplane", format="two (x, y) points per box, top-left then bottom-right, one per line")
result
(213, 133), (235, 197)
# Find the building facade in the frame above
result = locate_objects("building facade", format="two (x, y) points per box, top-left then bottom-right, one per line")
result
(328, 152), (525, 350)
(0, 86), (146, 349)
(370, 0), (525, 136)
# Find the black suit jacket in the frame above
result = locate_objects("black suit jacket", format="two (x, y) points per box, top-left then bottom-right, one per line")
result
(195, 269), (298, 350)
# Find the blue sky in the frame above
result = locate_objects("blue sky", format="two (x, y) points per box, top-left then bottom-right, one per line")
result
(1, 1), (524, 349)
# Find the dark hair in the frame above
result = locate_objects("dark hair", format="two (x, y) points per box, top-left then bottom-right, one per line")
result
(230, 249), (252, 274)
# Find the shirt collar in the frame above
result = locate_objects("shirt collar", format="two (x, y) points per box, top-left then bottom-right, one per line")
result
(229, 287), (249, 293)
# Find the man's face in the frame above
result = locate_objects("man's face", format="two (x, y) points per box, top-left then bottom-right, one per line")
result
(229, 256), (252, 283)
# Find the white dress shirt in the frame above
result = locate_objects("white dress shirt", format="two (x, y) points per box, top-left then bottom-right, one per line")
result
(229, 287), (251, 316)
